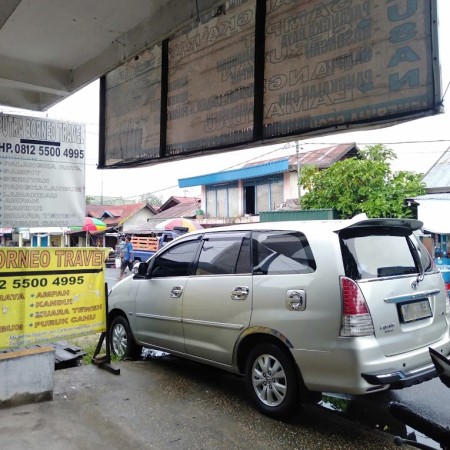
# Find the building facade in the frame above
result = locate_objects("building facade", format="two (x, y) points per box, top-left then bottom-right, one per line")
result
(179, 144), (358, 225)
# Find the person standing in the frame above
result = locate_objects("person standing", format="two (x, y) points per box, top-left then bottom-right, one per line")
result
(115, 235), (125, 256)
(118, 235), (134, 280)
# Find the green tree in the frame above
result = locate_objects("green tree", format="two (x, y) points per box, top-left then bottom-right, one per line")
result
(300, 144), (425, 219)
(139, 193), (163, 206)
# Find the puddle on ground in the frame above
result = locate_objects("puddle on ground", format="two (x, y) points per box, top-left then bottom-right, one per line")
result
(319, 394), (441, 449)
(141, 349), (170, 359)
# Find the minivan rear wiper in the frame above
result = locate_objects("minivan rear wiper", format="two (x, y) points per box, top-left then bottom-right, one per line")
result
(407, 235), (425, 286)
(416, 257), (425, 285)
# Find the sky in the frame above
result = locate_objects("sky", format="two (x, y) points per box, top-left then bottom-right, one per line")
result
(3, 0), (450, 204)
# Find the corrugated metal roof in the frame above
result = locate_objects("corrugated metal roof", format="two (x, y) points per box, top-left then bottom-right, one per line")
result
(159, 196), (200, 211)
(422, 145), (450, 190)
(179, 144), (357, 189)
(86, 202), (154, 227)
(243, 143), (358, 170)
(179, 158), (289, 188)
(292, 143), (358, 168)
(153, 200), (200, 219)
(412, 193), (450, 201)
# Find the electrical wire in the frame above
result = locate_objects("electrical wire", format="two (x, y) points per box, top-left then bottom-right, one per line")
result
(117, 139), (450, 201)
(442, 80), (450, 103)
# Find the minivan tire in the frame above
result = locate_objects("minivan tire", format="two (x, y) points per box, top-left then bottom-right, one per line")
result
(245, 343), (299, 418)
(109, 315), (142, 360)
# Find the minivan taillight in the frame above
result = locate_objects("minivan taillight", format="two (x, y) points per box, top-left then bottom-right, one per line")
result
(445, 282), (450, 316)
(340, 277), (374, 337)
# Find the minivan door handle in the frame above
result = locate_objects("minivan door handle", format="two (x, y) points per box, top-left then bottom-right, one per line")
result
(231, 286), (249, 300)
(170, 286), (183, 298)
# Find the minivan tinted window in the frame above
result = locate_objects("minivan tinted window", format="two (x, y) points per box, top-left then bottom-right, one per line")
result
(252, 231), (316, 275)
(340, 228), (431, 280)
(195, 232), (251, 275)
(413, 233), (434, 272)
(150, 238), (202, 277)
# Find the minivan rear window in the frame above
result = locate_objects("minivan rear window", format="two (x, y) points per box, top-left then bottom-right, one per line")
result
(340, 228), (432, 280)
(253, 231), (316, 275)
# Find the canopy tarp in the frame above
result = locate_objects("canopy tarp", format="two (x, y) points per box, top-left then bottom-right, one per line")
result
(416, 197), (450, 234)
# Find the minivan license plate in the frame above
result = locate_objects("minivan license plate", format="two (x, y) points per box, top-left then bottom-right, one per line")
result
(399, 299), (432, 323)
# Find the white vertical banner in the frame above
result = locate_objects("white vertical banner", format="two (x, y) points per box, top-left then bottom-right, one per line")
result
(0, 114), (86, 228)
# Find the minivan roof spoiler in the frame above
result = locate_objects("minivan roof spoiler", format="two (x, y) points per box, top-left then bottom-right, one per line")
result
(334, 215), (423, 232)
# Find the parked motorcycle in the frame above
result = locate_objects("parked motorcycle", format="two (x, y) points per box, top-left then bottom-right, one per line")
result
(389, 348), (450, 449)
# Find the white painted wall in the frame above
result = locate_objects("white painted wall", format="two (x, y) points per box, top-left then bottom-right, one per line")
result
(122, 208), (156, 232)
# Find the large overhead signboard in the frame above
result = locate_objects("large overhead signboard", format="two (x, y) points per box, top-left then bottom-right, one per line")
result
(166, 0), (256, 156)
(103, 45), (162, 166)
(263, 0), (436, 138)
(0, 114), (85, 228)
(100, 0), (440, 168)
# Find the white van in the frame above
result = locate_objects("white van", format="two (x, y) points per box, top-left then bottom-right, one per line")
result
(107, 217), (450, 418)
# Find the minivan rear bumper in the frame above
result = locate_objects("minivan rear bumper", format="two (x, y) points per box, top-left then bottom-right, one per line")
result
(361, 361), (439, 389)
(293, 333), (450, 395)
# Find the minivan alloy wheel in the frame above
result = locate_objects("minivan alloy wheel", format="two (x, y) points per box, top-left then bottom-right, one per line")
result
(111, 321), (128, 358)
(251, 353), (287, 406)
(245, 343), (299, 418)
(109, 315), (142, 360)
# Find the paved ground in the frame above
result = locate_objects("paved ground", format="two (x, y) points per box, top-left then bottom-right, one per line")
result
(0, 355), (406, 450)
(0, 267), (435, 449)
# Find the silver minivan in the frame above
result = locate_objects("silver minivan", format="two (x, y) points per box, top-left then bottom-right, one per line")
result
(107, 217), (450, 418)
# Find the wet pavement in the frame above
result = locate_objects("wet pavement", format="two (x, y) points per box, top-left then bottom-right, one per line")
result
(2, 267), (441, 449)
(0, 354), (408, 450)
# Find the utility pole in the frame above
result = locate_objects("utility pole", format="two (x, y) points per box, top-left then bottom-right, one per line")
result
(296, 141), (301, 209)
(100, 174), (104, 205)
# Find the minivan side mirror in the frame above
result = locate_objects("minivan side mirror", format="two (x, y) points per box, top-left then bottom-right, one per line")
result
(133, 261), (149, 278)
